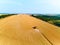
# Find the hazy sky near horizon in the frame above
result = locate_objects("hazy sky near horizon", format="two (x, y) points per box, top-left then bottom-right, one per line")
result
(0, 0), (60, 14)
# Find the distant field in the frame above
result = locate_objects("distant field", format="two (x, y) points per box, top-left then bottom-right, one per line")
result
(0, 14), (60, 27)
(0, 14), (17, 19)
(31, 14), (60, 27)
(48, 20), (60, 27)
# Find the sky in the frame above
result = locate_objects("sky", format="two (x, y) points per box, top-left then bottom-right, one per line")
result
(0, 0), (60, 14)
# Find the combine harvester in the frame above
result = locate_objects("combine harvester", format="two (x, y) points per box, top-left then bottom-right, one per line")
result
(0, 14), (60, 45)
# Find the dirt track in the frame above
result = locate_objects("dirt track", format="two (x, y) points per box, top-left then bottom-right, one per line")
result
(0, 14), (60, 45)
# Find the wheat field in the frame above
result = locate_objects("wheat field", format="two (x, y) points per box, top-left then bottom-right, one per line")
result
(0, 14), (60, 45)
